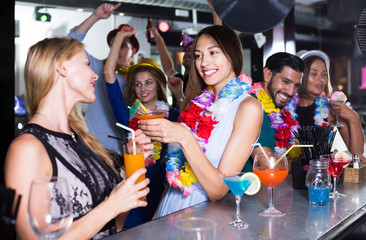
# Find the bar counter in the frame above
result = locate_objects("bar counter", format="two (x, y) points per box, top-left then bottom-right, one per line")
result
(104, 175), (366, 240)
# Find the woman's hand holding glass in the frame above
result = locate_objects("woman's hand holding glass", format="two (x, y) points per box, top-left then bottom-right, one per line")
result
(127, 129), (153, 159)
(139, 118), (190, 144)
(328, 100), (347, 128)
(108, 168), (150, 215)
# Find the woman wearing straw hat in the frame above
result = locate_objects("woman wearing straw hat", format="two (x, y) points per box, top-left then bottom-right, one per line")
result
(104, 25), (179, 227)
(286, 50), (365, 160)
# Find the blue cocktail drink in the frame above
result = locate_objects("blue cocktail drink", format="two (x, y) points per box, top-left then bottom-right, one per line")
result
(308, 186), (332, 205)
(223, 177), (252, 196)
(220, 172), (260, 229)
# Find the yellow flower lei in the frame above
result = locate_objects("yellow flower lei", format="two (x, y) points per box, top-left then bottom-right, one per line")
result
(257, 89), (279, 114)
(254, 86), (301, 158)
(179, 162), (198, 186)
(152, 141), (162, 160)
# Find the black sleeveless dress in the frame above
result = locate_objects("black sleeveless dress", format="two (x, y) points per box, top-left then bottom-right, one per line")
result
(19, 124), (121, 239)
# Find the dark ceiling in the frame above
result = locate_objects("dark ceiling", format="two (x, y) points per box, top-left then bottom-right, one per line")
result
(16, 0), (366, 30)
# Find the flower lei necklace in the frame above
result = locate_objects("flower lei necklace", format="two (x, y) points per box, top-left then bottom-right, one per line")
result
(286, 93), (329, 128)
(166, 74), (253, 197)
(249, 82), (300, 155)
(128, 100), (169, 167)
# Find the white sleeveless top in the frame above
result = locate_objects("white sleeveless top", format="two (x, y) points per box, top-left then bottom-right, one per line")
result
(157, 91), (252, 218)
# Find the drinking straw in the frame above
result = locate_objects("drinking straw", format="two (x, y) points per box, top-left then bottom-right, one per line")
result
(252, 143), (270, 162)
(275, 144), (314, 164)
(116, 123), (136, 155)
(329, 153), (336, 170)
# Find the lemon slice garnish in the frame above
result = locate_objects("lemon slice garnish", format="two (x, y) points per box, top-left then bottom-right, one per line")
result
(334, 151), (350, 161)
(241, 172), (261, 195)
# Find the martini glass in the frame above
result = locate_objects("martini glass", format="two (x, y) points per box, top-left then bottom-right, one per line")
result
(134, 109), (166, 120)
(320, 154), (352, 198)
(332, 98), (347, 128)
(220, 172), (252, 229)
(253, 152), (288, 217)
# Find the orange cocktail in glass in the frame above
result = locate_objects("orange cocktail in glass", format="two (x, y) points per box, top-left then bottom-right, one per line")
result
(124, 153), (145, 183)
(253, 167), (288, 187)
(253, 152), (288, 217)
(134, 109), (166, 120)
(124, 152), (146, 200)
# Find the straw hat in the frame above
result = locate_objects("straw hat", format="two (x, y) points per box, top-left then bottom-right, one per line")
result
(296, 50), (330, 69)
(127, 58), (166, 85)
(107, 24), (140, 52)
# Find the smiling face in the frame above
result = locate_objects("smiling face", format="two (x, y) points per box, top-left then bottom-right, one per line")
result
(265, 66), (302, 109)
(134, 71), (159, 108)
(64, 50), (98, 103)
(306, 59), (328, 98)
(194, 34), (236, 94)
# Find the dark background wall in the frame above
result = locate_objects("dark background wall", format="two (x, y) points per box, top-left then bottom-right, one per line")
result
(1, 1), (15, 184)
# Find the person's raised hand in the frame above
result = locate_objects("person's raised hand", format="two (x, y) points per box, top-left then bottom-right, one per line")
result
(94, 3), (121, 20)
(168, 75), (184, 100)
(329, 101), (355, 122)
(117, 25), (136, 39)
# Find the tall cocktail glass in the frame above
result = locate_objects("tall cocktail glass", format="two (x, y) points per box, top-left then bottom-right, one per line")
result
(123, 145), (146, 200)
(220, 172), (252, 229)
(253, 152), (288, 217)
(320, 153), (352, 198)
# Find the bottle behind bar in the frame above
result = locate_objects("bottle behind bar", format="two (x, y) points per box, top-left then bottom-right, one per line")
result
(146, 14), (155, 43)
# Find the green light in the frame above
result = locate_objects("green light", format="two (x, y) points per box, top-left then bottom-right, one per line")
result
(35, 12), (51, 22)
(40, 14), (48, 22)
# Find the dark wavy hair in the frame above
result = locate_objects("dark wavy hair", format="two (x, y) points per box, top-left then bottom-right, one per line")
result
(183, 25), (243, 109)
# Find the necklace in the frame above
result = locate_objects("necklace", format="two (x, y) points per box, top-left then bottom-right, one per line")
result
(286, 93), (329, 127)
(249, 83), (300, 155)
(166, 75), (253, 196)
(35, 112), (76, 142)
(103, 60), (134, 76)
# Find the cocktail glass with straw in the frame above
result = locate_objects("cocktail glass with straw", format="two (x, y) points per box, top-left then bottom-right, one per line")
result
(116, 123), (146, 200)
(320, 153), (352, 198)
(252, 143), (313, 217)
(132, 102), (166, 120)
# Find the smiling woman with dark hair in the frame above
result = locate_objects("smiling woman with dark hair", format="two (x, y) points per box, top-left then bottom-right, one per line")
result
(139, 25), (263, 217)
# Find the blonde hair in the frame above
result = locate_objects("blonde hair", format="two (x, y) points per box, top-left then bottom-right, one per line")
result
(24, 37), (118, 173)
